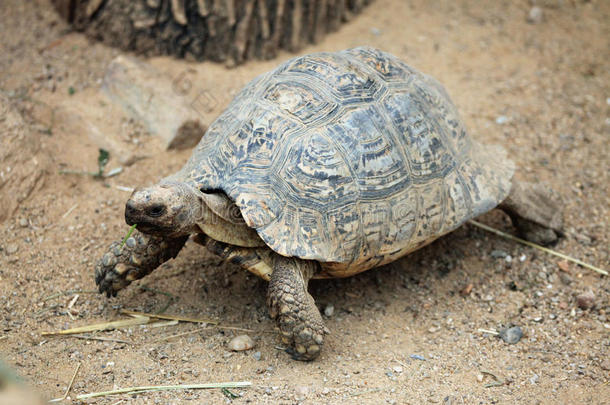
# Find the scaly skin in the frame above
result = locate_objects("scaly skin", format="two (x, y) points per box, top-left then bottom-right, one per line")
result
(499, 180), (564, 245)
(267, 256), (329, 361)
(95, 230), (188, 297)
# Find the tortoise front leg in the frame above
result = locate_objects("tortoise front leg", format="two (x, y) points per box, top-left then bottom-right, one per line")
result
(267, 255), (329, 361)
(95, 230), (188, 297)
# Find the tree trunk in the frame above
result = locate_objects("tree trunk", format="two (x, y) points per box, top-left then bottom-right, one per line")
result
(51, 0), (373, 65)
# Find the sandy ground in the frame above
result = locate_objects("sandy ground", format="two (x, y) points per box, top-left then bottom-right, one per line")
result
(0, 0), (608, 403)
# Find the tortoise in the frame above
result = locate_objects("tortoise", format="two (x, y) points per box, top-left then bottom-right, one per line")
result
(95, 47), (562, 360)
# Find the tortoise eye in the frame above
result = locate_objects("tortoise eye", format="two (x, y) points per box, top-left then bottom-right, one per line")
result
(147, 204), (166, 218)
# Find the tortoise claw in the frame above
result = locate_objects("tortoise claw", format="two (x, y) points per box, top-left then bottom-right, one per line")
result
(267, 257), (328, 361)
(94, 242), (134, 297)
(93, 232), (187, 298)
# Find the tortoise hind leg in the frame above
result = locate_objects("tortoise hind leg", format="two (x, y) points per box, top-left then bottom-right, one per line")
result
(193, 234), (274, 280)
(268, 256), (329, 361)
(499, 180), (564, 245)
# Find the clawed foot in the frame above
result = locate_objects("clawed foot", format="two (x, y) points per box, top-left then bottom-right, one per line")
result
(267, 257), (329, 361)
(94, 232), (187, 297)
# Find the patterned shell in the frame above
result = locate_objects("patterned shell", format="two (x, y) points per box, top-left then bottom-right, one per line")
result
(169, 47), (515, 276)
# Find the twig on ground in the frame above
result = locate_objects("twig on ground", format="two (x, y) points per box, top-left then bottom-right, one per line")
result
(477, 328), (500, 336)
(49, 362), (81, 403)
(76, 382), (252, 400)
(61, 203), (79, 219)
(41, 316), (150, 335)
(467, 220), (608, 276)
(43, 290), (97, 302)
(67, 294), (79, 310)
(149, 320), (179, 328)
(115, 185), (135, 192)
(120, 310), (217, 324)
(34, 304), (60, 317)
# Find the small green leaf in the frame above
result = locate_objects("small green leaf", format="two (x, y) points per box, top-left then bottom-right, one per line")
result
(68, 86), (76, 95)
(221, 388), (240, 399)
(96, 149), (110, 178)
(120, 224), (137, 249)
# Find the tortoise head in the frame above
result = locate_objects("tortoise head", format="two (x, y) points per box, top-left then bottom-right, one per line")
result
(125, 182), (202, 237)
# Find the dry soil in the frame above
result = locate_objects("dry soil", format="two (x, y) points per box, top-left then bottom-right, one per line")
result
(0, 0), (608, 404)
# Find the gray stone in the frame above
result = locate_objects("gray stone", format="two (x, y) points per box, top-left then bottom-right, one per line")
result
(227, 335), (255, 351)
(528, 7), (544, 24)
(324, 303), (335, 317)
(576, 291), (595, 310)
(102, 56), (207, 150)
(499, 326), (523, 344)
(491, 249), (508, 259)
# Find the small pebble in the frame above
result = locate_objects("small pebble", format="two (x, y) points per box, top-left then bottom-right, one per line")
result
(476, 374), (484, 382)
(370, 27), (381, 36)
(393, 365), (403, 373)
(227, 335), (255, 351)
(252, 351), (261, 361)
(5, 244), (18, 255)
(499, 326), (523, 344)
(324, 303), (335, 317)
(527, 7), (544, 24)
(460, 283), (473, 296)
(559, 272), (572, 285)
(557, 260), (570, 272)
(495, 116), (509, 125)
(410, 354), (426, 361)
(19, 218), (28, 227)
(491, 249), (507, 258)
(576, 291), (595, 310)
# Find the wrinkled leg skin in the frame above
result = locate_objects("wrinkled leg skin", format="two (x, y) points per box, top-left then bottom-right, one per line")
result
(267, 256), (330, 361)
(499, 180), (564, 245)
(95, 230), (188, 297)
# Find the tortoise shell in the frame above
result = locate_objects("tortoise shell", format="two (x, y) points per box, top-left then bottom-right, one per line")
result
(168, 47), (515, 277)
